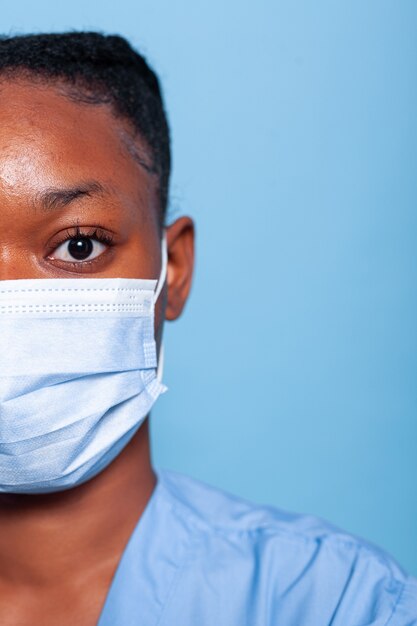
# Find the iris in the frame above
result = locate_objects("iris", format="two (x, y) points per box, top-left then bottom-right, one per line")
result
(68, 237), (94, 260)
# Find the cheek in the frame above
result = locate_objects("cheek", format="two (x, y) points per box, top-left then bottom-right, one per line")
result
(116, 249), (149, 278)
(107, 228), (161, 281)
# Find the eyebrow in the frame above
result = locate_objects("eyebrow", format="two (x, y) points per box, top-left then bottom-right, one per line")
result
(36, 180), (110, 212)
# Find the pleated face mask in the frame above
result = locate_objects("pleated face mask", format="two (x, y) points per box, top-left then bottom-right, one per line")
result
(0, 238), (168, 494)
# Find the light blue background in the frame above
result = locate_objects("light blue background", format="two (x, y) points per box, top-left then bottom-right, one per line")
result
(2, 1), (416, 575)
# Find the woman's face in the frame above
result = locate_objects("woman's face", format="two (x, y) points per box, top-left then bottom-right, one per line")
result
(0, 79), (194, 325)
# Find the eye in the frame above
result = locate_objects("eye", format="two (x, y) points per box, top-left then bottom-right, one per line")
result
(50, 235), (107, 263)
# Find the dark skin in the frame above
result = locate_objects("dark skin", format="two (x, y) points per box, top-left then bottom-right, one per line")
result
(0, 80), (194, 626)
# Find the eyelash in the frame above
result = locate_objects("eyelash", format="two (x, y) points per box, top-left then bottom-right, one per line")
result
(47, 225), (115, 264)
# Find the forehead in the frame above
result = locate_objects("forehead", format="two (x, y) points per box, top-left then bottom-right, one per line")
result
(0, 79), (158, 215)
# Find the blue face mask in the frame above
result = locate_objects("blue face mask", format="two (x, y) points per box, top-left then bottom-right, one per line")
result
(0, 239), (168, 494)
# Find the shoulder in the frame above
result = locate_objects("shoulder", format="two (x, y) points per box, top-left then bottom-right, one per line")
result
(157, 470), (417, 626)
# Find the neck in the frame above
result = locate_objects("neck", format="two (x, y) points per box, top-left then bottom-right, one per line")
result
(0, 419), (155, 588)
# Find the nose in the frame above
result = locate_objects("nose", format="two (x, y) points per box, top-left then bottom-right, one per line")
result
(0, 246), (39, 280)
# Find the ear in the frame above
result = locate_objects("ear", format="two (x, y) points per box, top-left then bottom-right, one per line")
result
(165, 217), (195, 321)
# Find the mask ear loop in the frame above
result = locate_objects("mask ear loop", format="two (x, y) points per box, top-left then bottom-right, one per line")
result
(154, 231), (168, 385)
(154, 231), (168, 304)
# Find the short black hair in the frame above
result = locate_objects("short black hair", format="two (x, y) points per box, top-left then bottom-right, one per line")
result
(0, 31), (171, 221)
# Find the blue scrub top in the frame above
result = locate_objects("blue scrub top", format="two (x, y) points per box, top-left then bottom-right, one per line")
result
(98, 470), (417, 625)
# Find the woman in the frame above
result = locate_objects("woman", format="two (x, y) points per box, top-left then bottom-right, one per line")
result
(0, 31), (415, 625)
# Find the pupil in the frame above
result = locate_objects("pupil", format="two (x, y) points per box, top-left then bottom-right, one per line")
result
(68, 237), (93, 261)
